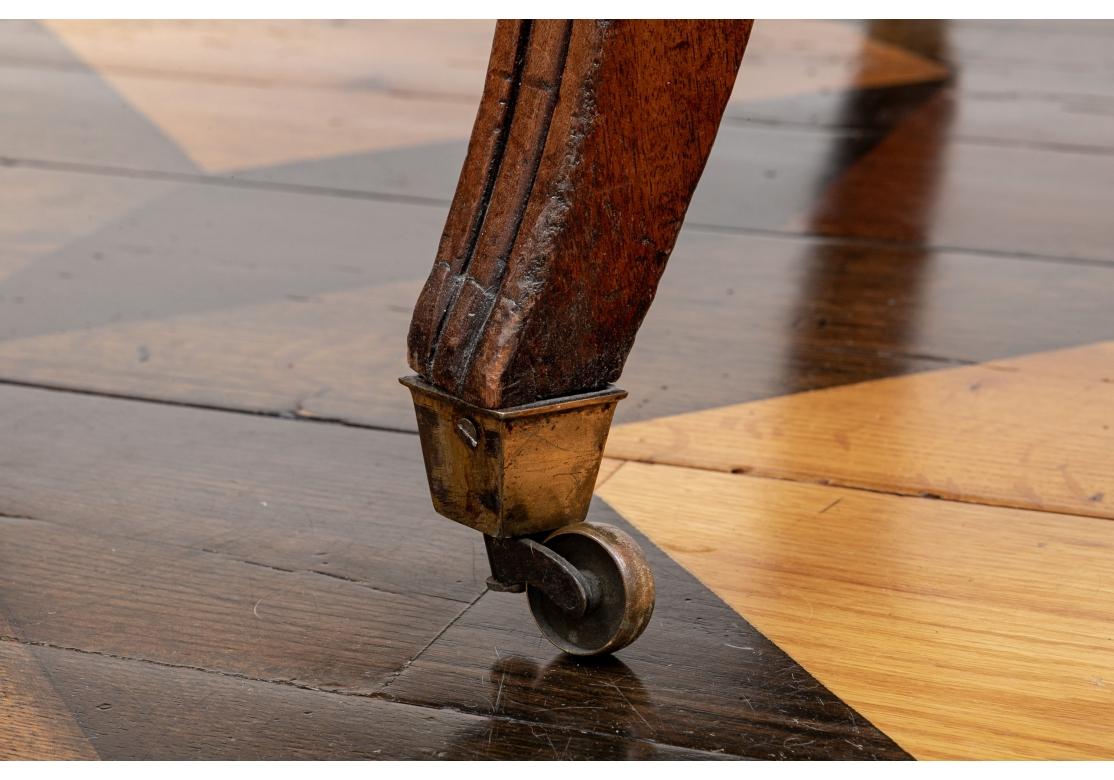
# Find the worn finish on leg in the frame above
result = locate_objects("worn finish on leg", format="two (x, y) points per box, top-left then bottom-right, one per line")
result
(408, 20), (752, 407)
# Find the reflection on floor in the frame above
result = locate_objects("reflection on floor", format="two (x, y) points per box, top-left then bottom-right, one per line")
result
(1, 20), (1113, 760)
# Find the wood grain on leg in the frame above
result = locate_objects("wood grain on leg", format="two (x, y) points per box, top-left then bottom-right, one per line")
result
(409, 20), (752, 407)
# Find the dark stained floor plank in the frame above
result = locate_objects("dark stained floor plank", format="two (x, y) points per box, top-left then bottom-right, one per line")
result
(0, 383), (480, 602)
(726, 21), (1114, 154)
(693, 100), (1114, 264)
(5, 167), (1113, 429)
(385, 498), (909, 761)
(734, 20), (1114, 104)
(0, 166), (443, 345)
(1, 643), (726, 760)
(942, 20), (1114, 96)
(617, 230), (1114, 423)
(0, 514), (468, 693)
(0, 165), (441, 429)
(730, 85), (1114, 155)
(0, 384), (903, 759)
(4, 27), (1114, 264)
(5, 82), (1112, 265)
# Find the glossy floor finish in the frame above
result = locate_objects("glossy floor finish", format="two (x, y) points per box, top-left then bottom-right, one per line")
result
(1, 20), (1113, 760)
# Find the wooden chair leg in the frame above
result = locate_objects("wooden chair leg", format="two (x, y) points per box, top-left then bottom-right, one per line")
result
(403, 20), (752, 655)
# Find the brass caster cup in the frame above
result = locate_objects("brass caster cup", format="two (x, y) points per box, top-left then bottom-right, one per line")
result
(400, 375), (625, 538)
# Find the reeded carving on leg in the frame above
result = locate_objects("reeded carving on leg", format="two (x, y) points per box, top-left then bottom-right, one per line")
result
(408, 20), (751, 409)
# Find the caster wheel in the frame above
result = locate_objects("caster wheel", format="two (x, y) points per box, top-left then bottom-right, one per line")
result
(527, 522), (655, 656)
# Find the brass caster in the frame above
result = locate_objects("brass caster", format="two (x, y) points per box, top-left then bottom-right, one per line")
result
(527, 522), (655, 657)
(401, 374), (654, 654)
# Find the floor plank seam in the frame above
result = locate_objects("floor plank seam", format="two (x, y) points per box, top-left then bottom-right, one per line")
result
(802, 344), (978, 367)
(4, 154), (1114, 270)
(231, 557), (477, 605)
(0, 155), (452, 209)
(605, 454), (1114, 522)
(0, 56), (481, 105)
(0, 510), (44, 522)
(723, 114), (1114, 157)
(0, 634), (742, 758)
(0, 634), (344, 696)
(685, 221), (1114, 269)
(4, 377), (1106, 522)
(592, 461), (628, 490)
(377, 588), (489, 695)
(0, 376), (419, 436)
(0, 343), (1025, 443)
(0, 509), (474, 605)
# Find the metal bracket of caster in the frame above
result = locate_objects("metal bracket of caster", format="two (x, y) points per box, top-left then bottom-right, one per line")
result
(401, 375), (656, 656)
(484, 535), (596, 618)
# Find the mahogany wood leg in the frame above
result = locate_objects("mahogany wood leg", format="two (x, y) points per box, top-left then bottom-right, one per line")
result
(403, 20), (752, 655)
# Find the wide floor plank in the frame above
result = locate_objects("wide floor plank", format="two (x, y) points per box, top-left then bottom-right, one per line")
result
(18, 20), (1114, 153)
(608, 342), (1114, 520)
(25, 21), (495, 100)
(694, 98), (1114, 263)
(1, 514), (466, 692)
(4, 23), (1114, 262)
(0, 383), (902, 759)
(0, 382), (479, 601)
(0, 642), (723, 759)
(385, 498), (907, 761)
(597, 462), (1114, 759)
(730, 22), (1114, 153)
(4, 167), (1114, 431)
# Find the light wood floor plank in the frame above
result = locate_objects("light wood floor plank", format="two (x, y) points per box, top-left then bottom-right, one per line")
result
(597, 462), (1114, 759)
(608, 342), (1114, 520)
(39, 20), (495, 99)
(33, 20), (945, 110)
(594, 457), (626, 489)
(6, 59), (476, 174)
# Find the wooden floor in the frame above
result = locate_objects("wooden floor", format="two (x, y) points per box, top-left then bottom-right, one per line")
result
(2, 20), (1113, 760)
